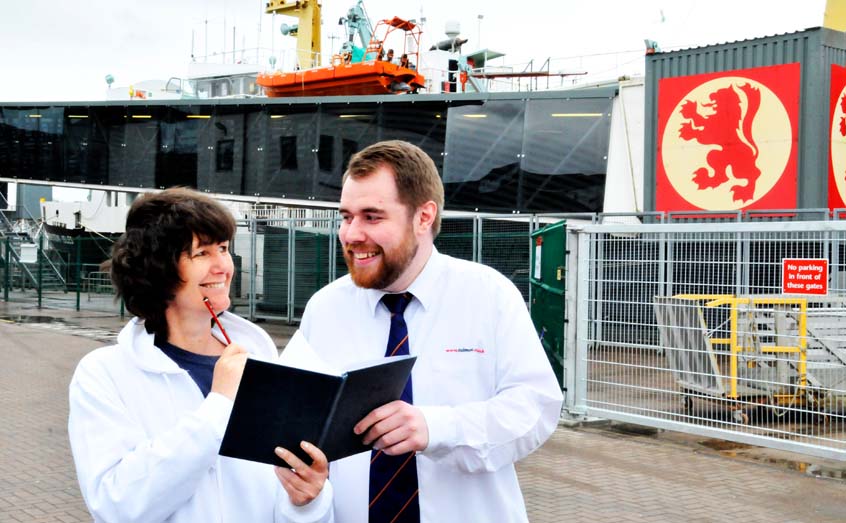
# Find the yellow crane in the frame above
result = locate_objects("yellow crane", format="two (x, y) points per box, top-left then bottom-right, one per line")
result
(825, 0), (846, 31)
(265, 0), (321, 69)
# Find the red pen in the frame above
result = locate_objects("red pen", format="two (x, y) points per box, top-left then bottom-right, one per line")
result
(203, 297), (232, 345)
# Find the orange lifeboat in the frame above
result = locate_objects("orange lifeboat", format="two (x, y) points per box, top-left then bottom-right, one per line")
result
(258, 16), (425, 97)
(258, 60), (424, 97)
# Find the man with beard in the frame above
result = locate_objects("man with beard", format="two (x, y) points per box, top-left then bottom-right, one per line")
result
(298, 140), (562, 523)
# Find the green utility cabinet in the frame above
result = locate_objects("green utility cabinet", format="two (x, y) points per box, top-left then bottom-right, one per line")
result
(530, 220), (567, 389)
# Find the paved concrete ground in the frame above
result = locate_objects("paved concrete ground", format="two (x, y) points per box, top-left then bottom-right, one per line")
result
(2, 302), (846, 522)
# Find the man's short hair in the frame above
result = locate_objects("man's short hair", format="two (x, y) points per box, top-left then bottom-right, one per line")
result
(343, 140), (444, 236)
(107, 187), (235, 338)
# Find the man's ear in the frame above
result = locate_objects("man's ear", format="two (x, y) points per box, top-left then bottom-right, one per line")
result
(415, 201), (438, 235)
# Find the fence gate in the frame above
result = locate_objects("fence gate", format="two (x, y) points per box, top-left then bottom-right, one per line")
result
(572, 220), (846, 461)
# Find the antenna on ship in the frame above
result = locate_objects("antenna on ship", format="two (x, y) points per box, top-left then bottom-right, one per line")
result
(477, 14), (483, 49)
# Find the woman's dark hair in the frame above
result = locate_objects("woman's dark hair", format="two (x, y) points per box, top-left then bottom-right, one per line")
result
(107, 187), (236, 338)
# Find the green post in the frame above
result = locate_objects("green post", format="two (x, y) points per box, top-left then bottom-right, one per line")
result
(314, 233), (323, 293)
(76, 238), (82, 311)
(4, 237), (9, 302)
(37, 234), (43, 309)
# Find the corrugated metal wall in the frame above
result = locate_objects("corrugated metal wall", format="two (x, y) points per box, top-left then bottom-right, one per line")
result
(644, 27), (846, 212)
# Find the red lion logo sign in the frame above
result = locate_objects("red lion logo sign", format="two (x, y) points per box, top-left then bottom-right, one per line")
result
(678, 83), (761, 202)
(657, 64), (799, 212)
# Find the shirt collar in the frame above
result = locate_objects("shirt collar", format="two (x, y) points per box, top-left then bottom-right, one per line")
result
(364, 246), (443, 316)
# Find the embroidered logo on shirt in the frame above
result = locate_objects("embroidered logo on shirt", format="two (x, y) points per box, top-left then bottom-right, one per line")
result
(444, 347), (486, 354)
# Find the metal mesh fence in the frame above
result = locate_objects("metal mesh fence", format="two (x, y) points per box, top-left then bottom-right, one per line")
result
(244, 218), (337, 322)
(0, 235), (123, 314)
(2, 212), (540, 320)
(241, 214), (538, 321)
(578, 222), (846, 461)
(479, 217), (532, 299)
(434, 217), (475, 263)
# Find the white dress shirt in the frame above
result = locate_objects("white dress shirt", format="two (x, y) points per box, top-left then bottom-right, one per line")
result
(300, 248), (563, 523)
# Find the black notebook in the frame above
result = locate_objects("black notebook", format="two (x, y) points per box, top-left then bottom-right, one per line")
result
(219, 354), (416, 468)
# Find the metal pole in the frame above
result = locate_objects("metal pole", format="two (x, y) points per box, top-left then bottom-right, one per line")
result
(736, 232), (745, 296)
(37, 234), (43, 309)
(287, 217), (295, 323)
(563, 227), (581, 413)
(593, 233), (604, 351)
(527, 216), (534, 311)
(4, 237), (9, 302)
(76, 238), (82, 311)
(570, 232), (592, 417)
(249, 216), (257, 321)
(329, 213), (338, 282)
(473, 215), (482, 263)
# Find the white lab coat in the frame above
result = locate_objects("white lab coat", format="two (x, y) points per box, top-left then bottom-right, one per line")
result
(68, 313), (333, 523)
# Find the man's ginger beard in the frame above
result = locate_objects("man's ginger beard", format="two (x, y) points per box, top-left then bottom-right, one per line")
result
(343, 223), (418, 290)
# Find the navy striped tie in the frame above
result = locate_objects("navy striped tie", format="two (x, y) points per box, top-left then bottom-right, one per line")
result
(369, 292), (420, 523)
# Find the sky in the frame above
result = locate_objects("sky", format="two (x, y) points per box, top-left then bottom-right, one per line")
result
(0, 0), (830, 102)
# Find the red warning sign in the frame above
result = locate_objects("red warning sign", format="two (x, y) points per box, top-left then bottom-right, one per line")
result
(782, 258), (828, 295)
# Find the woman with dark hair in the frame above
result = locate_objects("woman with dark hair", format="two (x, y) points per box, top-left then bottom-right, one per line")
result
(68, 188), (333, 522)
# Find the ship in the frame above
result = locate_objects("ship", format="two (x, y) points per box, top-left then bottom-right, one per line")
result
(0, 0), (646, 287)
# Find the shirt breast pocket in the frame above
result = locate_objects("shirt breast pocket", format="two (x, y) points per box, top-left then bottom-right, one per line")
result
(424, 343), (495, 402)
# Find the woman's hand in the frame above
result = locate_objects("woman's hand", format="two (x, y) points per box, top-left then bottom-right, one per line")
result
(273, 442), (329, 506)
(210, 343), (248, 400)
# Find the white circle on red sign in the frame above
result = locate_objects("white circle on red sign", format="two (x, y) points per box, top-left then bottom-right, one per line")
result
(830, 84), (846, 204)
(661, 76), (791, 210)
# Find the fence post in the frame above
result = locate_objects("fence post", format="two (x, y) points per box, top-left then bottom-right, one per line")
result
(666, 231), (675, 296)
(329, 212), (338, 283)
(76, 238), (82, 311)
(658, 231), (667, 299)
(527, 216), (535, 309)
(37, 234), (43, 309)
(737, 231), (748, 295)
(563, 226), (583, 415)
(287, 217), (295, 324)
(4, 237), (9, 302)
(593, 232), (604, 350)
(249, 216), (257, 322)
(473, 215), (482, 263)
(568, 231), (592, 417)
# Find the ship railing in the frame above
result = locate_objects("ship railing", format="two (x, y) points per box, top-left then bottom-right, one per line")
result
(84, 271), (113, 296)
(418, 49), (643, 94)
(191, 46), (277, 71)
(249, 205), (335, 230)
(546, 50), (644, 88)
(261, 47), (322, 72)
